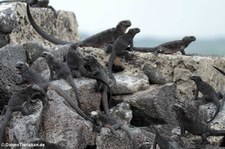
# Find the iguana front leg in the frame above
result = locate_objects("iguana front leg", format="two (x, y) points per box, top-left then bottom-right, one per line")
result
(105, 44), (113, 53)
(180, 48), (186, 55)
(20, 100), (35, 115)
(85, 63), (103, 91)
(16, 75), (26, 85)
(104, 124), (117, 135)
(49, 65), (55, 81)
(192, 88), (199, 100)
(129, 39), (134, 51)
(152, 140), (157, 149)
(201, 132), (210, 144)
(2, 105), (9, 115)
(180, 126), (186, 136)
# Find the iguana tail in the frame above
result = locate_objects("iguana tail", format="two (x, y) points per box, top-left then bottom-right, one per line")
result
(101, 86), (111, 115)
(207, 102), (220, 123)
(208, 93), (225, 123)
(213, 66), (225, 76)
(48, 84), (94, 123)
(121, 125), (138, 149)
(66, 75), (82, 108)
(26, 4), (71, 45)
(132, 47), (157, 53)
(0, 108), (12, 146)
(88, 76), (112, 104)
(209, 129), (225, 136)
(88, 76), (112, 115)
(108, 52), (116, 87)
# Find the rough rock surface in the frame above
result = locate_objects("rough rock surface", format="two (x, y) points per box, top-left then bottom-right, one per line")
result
(1, 2), (225, 149)
(40, 90), (94, 148)
(50, 78), (101, 114)
(0, 63), (23, 110)
(0, 2), (79, 47)
(124, 83), (179, 126)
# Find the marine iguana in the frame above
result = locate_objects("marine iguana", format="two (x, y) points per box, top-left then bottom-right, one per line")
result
(108, 28), (140, 86)
(65, 44), (90, 78)
(153, 127), (183, 149)
(79, 20), (132, 48)
(91, 111), (137, 149)
(0, 85), (44, 147)
(16, 61), (49, 105)
(83, 55), (112, 116)
(40, 51), (82, 108)
(26, 4), (132, 47)
(129, 36), (196, 55)
(190, 75), (222, 123)
(15, 61), (94, 123)
(173, 104), (225, 144)
(0, 32), (9, 49)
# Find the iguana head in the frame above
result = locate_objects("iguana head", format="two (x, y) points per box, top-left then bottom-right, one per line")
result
(84, 55), (97, 63)
(31, 84), (41, 91)
(182, 36), (196, 44)
(189, 75), (202, 83)
(128, 28), (141, 35)
(41, 52), (54, 61)
(116, 20), (132, 33)
(70, 43), (79, 50)
(172, 104), (185, 116)
(15, 61), (29, 74)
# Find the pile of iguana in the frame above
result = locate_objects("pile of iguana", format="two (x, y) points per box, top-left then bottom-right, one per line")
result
(4, 0), (225, 148)
(12, 47), (137, 148)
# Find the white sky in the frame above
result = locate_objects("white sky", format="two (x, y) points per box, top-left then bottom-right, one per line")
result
(50, 0), (225, 39)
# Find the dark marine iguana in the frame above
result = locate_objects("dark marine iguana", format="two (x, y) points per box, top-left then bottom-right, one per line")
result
(0, 32), (9, 49)
(172, 104), (225, 144)
(26, 4), (131, 47)
(83, 55), (112, 116)
(64, 44), (90, 78)
(15, 61), (94, 123)
(79, 20), (131, 48)
(190, 75), (223, 123)
(40, 51), (82, 108)
(16, 61), (49, 105)
(152, 127), (184, 149)
(108, 28), (140, 86)
(129, 36), (196, 55)
(0, 84), (44, 147)
(91, 111), (137, 149)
